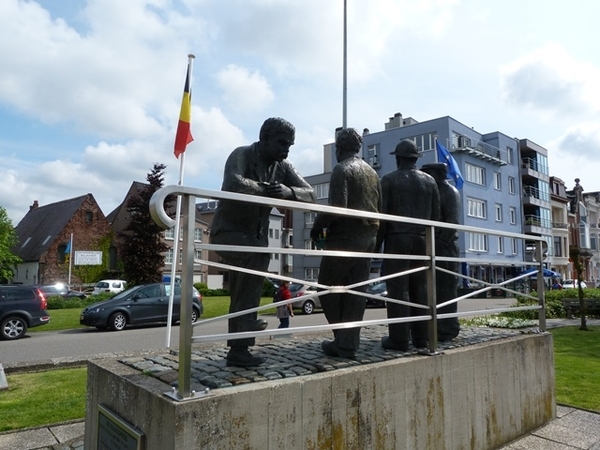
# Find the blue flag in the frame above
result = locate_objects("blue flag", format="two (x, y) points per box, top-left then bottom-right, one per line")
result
(436, 141), (464, 189)
(64, 240), (71, 255)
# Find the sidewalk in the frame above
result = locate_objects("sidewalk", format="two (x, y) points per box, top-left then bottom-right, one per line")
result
(1, 318), (598, 450)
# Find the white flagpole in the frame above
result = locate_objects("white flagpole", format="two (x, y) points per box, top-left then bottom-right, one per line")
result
(342, 0), (348, 129)
(166, 54), (194, 348)
(68, 233), (73, 286)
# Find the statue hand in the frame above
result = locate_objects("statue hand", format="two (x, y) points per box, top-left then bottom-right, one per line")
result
(266, 181), (292, 199)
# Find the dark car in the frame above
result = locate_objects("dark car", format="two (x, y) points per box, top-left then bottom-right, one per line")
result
(80, 282), (203, 331)
(366, 282), (387, 308)
(0, 285), (51, 339)
(35, 284), (87, 299)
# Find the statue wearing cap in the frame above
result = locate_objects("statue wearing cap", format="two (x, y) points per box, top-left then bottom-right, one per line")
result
(421, 162), (461, 341)
(376, 140), (440, 351)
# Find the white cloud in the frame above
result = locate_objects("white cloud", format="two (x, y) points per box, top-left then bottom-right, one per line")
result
(217, 65), (274, 112)
(501, 44), (600, 117)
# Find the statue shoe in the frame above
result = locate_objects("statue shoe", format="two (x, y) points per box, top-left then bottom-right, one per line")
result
(226, 347), (265, 367)
(321, 340), (356, 359)
(412, 339), (428, 348)
(381, 336), (409, 352)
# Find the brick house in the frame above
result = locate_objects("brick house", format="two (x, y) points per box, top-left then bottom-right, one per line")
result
(107, 182), (209, 284)
(11, 194), (113, 286)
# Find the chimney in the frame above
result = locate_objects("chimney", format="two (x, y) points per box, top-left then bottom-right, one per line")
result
(30, 200), (39, 211)
(363, 128), (370, 136)
(384, 112), (403, 130)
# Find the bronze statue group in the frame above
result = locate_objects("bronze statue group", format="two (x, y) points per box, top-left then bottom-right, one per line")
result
(211, 117), (461, 367)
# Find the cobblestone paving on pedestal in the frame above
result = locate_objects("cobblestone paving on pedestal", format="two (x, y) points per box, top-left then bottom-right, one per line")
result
(120, 325), (540, 393)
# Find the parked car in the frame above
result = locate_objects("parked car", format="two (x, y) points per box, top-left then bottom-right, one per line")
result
(0, 285), (50, 339)
(92, 279), (127, 295)
(366, 281), (387, 308)
(35, 283), (87, 299)
(291, 284), (322, 315)
(80, 282), (203, 331)
(562, 280), (587, 289)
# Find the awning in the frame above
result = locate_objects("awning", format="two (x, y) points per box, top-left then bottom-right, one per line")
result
(520, 268), (560, 278)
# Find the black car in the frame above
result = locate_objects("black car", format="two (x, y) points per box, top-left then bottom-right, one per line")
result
(366, 282), (387, 308)
(80, 282), (203, 331)
(0, 285), (51, 339)
(35, 284), (87, 299)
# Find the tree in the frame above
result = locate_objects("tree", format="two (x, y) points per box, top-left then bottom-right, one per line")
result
(120, 163), (173, 286)
(0, 206), (22, 282)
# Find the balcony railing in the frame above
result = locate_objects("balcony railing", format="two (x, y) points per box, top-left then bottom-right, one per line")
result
(552, 222), (568, 229)
(523, 185), (550, 203)
(451, 136), (506, 166)
(521, 157), (549, 176)
(524, 214), (552, 229)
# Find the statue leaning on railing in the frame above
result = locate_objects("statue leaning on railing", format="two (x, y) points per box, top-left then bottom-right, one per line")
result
(310, 127), (382, 359)
(210, 117), (316, 367)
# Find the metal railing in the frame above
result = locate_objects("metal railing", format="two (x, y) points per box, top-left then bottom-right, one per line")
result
(150, 185), (548, 400)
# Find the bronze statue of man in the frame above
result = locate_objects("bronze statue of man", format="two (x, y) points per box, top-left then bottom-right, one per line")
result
(210, 117), (316, 367)
(310, 128), (382, 358)
(377, 140), (440, 351)
(421, 162), (461, 341)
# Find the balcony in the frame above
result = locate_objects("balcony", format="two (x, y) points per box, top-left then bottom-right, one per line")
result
(552, 222), (568, 229)
(451, 136), (506, 166)
(522, 185), (550, 205)
(524, 214), (552, 233)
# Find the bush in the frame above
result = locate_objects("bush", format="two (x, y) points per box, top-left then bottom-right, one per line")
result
(46, 293), (114, 309)
(193, 283), (230, 297)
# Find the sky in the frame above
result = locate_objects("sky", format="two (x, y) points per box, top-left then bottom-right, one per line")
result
(1, 0), (599, 224)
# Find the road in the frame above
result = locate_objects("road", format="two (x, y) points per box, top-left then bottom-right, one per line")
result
(1, 296), (518, 367)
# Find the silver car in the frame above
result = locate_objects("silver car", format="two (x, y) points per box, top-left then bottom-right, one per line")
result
(291, 284), (321, 315)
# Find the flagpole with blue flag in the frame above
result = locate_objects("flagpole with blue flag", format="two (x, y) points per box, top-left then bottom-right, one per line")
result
(436, 140), (464, 189)
(66, 233), (73, 286)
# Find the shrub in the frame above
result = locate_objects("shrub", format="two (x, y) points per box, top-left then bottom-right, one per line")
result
(193, 283), (230, 297)
(45, 293), (114, 309)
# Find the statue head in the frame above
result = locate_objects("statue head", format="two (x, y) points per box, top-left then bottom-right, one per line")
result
(258, 118), (295, 163)
(335, 128), (362, 162)
(390, 140), (421, 159)
(421, 162), (448, 182)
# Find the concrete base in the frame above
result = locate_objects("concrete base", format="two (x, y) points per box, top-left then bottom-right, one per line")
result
(84, 333), (555, 450)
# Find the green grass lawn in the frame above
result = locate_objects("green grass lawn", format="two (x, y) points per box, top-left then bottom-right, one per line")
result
(0, 368), (87, 432)
(551, 325), (600, 412)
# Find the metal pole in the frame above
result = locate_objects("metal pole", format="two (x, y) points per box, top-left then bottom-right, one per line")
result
(426, 225), (438, 353)
(342, 0), (347, 129)
(536, 242), (546, 332)
(177, 194), (196, 398)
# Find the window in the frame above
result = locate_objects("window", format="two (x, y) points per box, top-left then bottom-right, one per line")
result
(366, 144), (381, 168)
(465, 162), (485, 185)
(304, 212), (317, 226)
(194, 249), (202, 262)
(507, 146), (514, 164)
(305, 268), (319, 281)
(165, 228), (175, 240)
(165, 248), (173, 264)
(591, 234), (597, 250)
(509, 207), (517, 224)
(495, 204), (502, 222)
(85, 211), (93, 223)
(508, 177), (516, 194)
(467, 233), (488, 252)
(269, 228), (274, 238)
(511, 238), (518, 255)
(304, 239), (317, 250)
(497, 236), (504, 253)
(275, 229), (280, 240)
(467, 198), (487, 219)
(315, 183), (330, 199)
(554, 236), (563, 257)
(194, 228), (202, 242)
(493, 172), (501, 190)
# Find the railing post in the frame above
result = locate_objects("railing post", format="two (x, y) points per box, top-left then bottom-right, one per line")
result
(177, 193), (196, 398)
(536, 242), (547, 332)
(426, 225), (438, 353)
